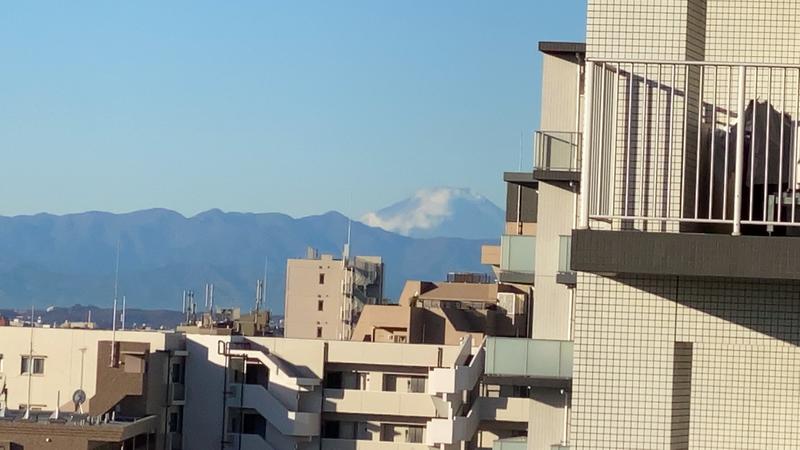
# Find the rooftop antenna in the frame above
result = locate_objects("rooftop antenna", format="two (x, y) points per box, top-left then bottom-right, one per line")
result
(110, 239), (120, 367)
(209, 284), (215, 319)
(25, 304), (34, 419)
(340, 216), (354, 340)
(516, 132), (524, 235)
(343, 218), (352, 262)
(258, 256), (268, 315)
(121, 296), (126, 331)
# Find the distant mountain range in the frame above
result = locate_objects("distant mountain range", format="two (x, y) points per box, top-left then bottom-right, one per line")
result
(0, 203), (496, 313)
(361, 187), (504, 239)
(0, 305), (184, 330)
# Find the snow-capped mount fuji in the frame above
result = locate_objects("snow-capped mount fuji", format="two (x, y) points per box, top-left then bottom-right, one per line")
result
(361, 187), (504, 240)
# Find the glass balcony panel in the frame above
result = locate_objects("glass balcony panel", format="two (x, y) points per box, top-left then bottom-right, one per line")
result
(500, 235), (536, 274)
(535, 131), (581, 172)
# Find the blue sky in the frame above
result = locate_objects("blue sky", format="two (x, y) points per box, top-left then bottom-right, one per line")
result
(0, 1), (586, 219)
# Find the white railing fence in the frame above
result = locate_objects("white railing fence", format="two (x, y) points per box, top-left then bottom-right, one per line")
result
(579, 59), (800, 235)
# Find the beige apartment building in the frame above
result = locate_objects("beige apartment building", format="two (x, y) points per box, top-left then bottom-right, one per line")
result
(284, 248), (384, 340)
(566, 0), (800, 449)
(0, 327), (186, 450)
(350, 278), (529, 345)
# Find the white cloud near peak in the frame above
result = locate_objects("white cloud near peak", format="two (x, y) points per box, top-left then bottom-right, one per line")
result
(361, 187), (481, 236)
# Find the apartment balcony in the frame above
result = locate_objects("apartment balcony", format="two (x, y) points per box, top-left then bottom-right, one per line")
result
(499, 235), (536, 284)
(428, 336), (484, 395)
(576, 58), (800, 280)
(322, 438), (433, 450)
(322, 389), (443, 418)
(556, 235), (575, 286)
(326, 340), (457, 368)
(484, 337), (572, 386)
(493, 437), (528, 450)
(534, 130), (581, 182)
(426, 411), (479, 446)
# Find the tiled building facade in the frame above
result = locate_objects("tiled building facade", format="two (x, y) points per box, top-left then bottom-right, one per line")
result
(573, 1), (800, 448)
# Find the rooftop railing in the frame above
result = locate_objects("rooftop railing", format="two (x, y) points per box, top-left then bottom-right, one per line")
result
(579, 59), (800, 234)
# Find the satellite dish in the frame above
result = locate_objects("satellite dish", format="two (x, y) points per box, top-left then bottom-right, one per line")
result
(72, 389), (86, 407)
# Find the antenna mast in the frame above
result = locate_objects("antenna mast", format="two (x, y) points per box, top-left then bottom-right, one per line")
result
(25, 304), (34, 418)
(110, 239), (120, 367)
(258, 256), (268, 314)
(121, 296), (126, 331)
(340, 218), (354, 340)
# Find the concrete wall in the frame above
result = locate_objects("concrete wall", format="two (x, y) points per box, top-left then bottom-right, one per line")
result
(285, 255), (347, 340)
(532, 182), (576, 340)
(540, 53), (581, 133)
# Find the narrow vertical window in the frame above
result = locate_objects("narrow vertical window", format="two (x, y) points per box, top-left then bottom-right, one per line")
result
(318, 300), (324, 311)
(319, 273), (325, 284)
(316, 326), (323, 338)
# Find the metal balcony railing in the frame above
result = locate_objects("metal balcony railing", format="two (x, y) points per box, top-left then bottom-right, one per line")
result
(535, 131), (582, 172)
(579, 59), (800, 234)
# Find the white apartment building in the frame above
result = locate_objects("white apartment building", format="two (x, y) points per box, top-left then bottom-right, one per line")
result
(569, 1), (800, 449)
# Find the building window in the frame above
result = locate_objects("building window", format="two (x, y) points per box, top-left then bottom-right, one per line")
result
(0, 353), (4, 372)
(169, 411), (182, 433)
(318, 300), (324, 311)
(319, 273), (325, 284)
(21, 356), (45, 375)
(317, 326), (323, 338)
(171, 362), (184, 383)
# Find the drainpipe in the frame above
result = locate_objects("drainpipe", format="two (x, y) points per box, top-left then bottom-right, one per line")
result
(561, 389), (570, 446)
(162, 352), (171, 450)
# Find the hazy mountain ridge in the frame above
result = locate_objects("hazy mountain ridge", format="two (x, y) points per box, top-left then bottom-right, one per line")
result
(0, 209), (493, 312)
(361, 187), (504, 239)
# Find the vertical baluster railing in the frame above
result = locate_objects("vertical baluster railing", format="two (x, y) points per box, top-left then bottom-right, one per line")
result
(733, 65), (747, 236)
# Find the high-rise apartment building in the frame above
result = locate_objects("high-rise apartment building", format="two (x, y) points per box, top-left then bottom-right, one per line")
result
(568, 1), (800, 448)
(284, 248), (384, 340)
